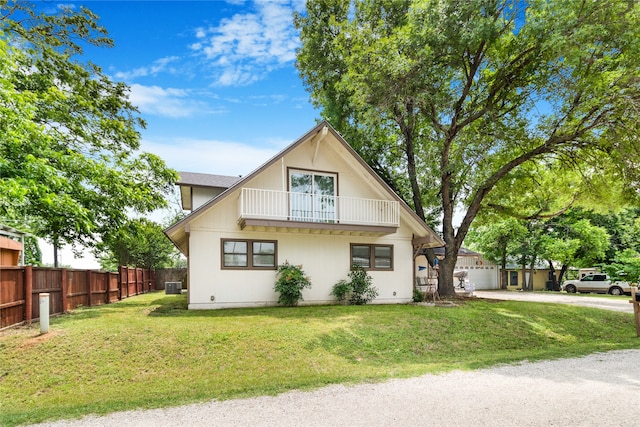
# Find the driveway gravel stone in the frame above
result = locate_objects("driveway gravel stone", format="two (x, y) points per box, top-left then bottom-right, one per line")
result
(473, 290), (634, 313)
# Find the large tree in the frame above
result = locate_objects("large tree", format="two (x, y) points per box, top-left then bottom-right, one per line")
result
(96, 218), (179, 271)
(295, 0), (640, 295)
(0, 1), (177, 264)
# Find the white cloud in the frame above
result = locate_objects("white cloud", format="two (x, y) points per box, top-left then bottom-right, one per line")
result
(191, 1), (301, 86)
(115, 56), (181, 81)
(57, 4), (77, 11)
(128, 84), (226, 118)
(141, 137), (287, 177)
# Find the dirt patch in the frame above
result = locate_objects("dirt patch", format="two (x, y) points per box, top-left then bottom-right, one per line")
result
(17, 330), (63, 350)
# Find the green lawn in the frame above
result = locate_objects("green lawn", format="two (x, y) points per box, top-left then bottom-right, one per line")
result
(1, 292), (638, 426)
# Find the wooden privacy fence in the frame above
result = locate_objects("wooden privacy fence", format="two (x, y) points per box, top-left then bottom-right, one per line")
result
(0, 266), (154, 329)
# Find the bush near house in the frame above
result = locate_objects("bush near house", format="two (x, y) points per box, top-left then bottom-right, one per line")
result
(331, 265), (378, 305)
(274, 262), (312, 306)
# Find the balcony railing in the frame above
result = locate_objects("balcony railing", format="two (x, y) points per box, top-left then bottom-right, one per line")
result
(239, 188), (400, 227)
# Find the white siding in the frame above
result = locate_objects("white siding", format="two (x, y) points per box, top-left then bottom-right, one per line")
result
(185, 132), (421, 309)
(192, 187), (225, 210)
(188, 226), (415, 309)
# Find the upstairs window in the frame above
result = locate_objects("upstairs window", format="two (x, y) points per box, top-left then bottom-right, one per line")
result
(289, 169), (337, 222)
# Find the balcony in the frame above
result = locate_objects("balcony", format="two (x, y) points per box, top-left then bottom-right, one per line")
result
(238, 188), (400, 235)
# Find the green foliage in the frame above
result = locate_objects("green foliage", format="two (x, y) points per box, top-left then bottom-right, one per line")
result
(600, 249), (640, 285)
(23, 235), (42, 266)
(0, 3), (177, 252)
(96, 218), (178, 271)
(296, 0), (640, 295)
(468, 209), (612, 287)
(466, 217), (527, 266)
(331, 265), (378, 305)
(274, 263), (312, 306)
(412, 287), (425, 303)
(330, 280), (352, 304)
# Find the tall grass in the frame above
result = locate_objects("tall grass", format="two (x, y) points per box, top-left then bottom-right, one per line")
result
(1, 292), (638, 426)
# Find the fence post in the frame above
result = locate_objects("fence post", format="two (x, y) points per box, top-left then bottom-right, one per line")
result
(105, 272), (110, 305)
(86, 270), (92, 307)
(120, 266), (129, 298)
(631, 287), (640, 337)
(25, 265), (33, 325)
(118, 266), (123, 300)
(61, 268), (68, 313)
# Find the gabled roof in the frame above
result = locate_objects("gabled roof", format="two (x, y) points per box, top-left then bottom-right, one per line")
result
(177, 172), (242, 189)
(177, 172), (242, 210)
(165, 121), (444, 253)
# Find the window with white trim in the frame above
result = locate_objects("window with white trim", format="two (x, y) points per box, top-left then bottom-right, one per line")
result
(289, 169), (337, 222)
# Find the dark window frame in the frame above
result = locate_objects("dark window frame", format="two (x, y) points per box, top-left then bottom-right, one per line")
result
(350, 243), (394, 271)
(221, 239), (277, 270)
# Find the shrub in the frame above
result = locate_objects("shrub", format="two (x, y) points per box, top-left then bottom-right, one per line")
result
(330, 280), (351, 304)
(274, 262), (312, 306)
(331, 265), (378, 305)
(413, 287), (425, 302)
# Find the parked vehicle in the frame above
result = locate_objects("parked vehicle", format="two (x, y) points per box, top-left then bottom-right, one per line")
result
(562, 273), (633, 296)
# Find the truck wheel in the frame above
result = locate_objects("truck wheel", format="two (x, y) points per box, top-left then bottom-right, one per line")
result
(609, 286), (623, 296)
(565, 284), (577, 293)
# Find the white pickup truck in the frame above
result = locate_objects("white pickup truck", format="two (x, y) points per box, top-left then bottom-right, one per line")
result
(562, 273), (633, 296)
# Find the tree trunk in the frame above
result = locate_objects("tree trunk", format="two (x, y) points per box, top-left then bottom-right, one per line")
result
(396, 103), (425, 221)
(558, 264), (569, 286)
(501, 254), (508, 289)
(438, 251), (457, 297)
(521, 257), (527, 291)
(53, 238), (59, 268)
(527, 258), (536, 292)
(438, 203), (458, 297)
(422, 247), (437, 267)
(547, 260), (558, 291)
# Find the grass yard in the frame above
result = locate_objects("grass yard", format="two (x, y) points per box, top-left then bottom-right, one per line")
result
(1, 292), (639, 426)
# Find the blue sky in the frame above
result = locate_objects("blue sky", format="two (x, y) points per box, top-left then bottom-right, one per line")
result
(47, 0), (319, 176)
(34, 0), (321, 267)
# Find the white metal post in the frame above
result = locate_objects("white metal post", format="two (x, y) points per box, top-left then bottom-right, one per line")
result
(39, 293), (50, 334)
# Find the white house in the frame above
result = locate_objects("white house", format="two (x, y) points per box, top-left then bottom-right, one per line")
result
(165, 121), (444, 309)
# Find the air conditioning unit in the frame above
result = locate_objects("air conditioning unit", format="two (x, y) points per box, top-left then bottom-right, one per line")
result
(165, 281), (182, 295)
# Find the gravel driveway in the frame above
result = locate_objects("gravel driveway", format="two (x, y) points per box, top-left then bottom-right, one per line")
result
(473, 290), (635, 313)
(31, 291), (640, 427)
